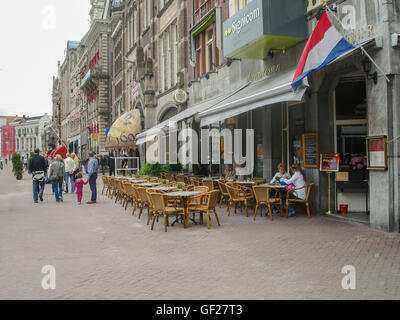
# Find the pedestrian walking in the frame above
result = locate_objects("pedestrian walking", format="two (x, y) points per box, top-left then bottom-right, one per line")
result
(49, 154), (65, 203)
(28, 148), (47, 204)
(74, 173), (88, 205)
(71, 153), (80, 177)
(23, 156), (28, 171)
(108, 153), (115, 176)
(100, 155), (106, 175)
(87, 152), (98, 204)
(64, 154), (75, 193)
(0, 159), (3, 170)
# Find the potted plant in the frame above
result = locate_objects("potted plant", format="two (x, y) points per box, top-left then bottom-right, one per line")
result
(177, 184), (183, 190)
(162, 180), (167, 185)
(11, 153), (23, 180)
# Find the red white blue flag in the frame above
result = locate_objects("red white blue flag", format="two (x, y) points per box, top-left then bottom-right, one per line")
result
(292, 11), (354, 91)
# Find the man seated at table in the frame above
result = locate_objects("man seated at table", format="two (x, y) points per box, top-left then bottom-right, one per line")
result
(270, 163), (291, 184)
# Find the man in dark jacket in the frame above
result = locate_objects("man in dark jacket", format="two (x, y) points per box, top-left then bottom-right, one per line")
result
(108, 153), (115, 176)
(29, 148), (47, 203)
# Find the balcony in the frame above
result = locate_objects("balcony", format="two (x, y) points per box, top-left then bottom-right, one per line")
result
(194, 0), (219, 26)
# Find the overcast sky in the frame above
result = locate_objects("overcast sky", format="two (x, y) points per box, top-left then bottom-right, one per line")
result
(0, 0), (91, 117)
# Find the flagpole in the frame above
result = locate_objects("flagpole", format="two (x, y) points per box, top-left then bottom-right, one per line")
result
(323, 2), (391, 83)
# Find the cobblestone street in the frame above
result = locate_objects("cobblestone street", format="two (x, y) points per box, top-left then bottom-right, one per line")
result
(0, 165), (399, 300)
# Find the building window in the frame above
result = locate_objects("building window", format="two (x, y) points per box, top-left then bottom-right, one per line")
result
(159, 22), (177, 93)
(229, 0), (253, 17)
(173, 24), (178, 85)
(206, 26), (214, 73)
(193, 23), (218, 79)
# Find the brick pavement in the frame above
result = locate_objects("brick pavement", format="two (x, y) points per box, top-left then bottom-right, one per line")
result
(0, 165), (399, 300)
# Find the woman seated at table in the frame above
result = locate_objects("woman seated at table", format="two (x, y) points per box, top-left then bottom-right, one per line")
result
(270, 163), (291, 184)
(282, 164), (307, 217)
(225, 165), (236, 181)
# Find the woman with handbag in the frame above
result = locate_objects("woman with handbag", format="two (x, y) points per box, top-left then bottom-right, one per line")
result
(282, 164), (307, 217)
(49, 154), (65, 203)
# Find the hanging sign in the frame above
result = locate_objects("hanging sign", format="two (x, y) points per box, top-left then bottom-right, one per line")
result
(173, 89), (188, 104)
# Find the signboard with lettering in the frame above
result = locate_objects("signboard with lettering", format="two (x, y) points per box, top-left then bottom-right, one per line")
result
(366, 136), (387, 170)
(302, 133), (319, 168)
(320, 154), (339, 172)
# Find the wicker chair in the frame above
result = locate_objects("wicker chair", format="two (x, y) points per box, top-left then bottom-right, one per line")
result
(253, 185), (282, 221)
(218, 180), (230, 208)
(202, 179), (215, 191)
(188, 190), (221, 229)
(149, 192), (185, 232)
(226, 183), (253, 217)
(175, 175), (186, 183)
(101, 176), (109, 196)
(136, 187), (152, 221)
(122, 182), (134, 210)
(252, 177), (266, 184)
(286, 183), (315, 218)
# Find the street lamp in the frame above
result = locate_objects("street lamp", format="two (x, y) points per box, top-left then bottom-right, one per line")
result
(362, 58), (378, 85)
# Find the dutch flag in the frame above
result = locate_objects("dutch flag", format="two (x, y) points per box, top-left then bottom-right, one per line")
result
(292, 11), (355, 91)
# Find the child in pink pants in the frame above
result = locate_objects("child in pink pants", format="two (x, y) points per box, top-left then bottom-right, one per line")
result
(74, 173), (88, 205)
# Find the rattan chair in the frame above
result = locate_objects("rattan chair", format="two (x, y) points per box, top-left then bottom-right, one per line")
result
(175, 175), (186, 183)
(218, 180), (230, 208)
(136, 187), (152, 221)
(226, 183), (253, 217)
(188, 190), (221, 229)
(286, 183), (315, 218)
(149, 192), (185, 232)
(202, 179), (215, 191)
(253, 185), (282, 221)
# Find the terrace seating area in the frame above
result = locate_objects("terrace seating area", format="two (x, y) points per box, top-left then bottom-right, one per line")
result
(101, 173), (315, 232)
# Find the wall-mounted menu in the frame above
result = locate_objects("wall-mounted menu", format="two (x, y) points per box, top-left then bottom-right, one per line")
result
(302, 133), (319, 168)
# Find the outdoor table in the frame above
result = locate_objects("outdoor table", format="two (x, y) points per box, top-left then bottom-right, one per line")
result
(260, 183), (287, 189)
(139, 182), (162, 187)
(234, 180), (263, 186)
(166, 191), (205, 226)
(148, 186), (177, 192)
(129, 180), (147, 184)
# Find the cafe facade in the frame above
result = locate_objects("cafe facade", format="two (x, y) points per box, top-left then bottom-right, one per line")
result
(137, 0), (400, 233)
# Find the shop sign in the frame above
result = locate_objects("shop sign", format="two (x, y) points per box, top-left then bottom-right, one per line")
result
(338, 0), (376, 45)
(91, 134), (99, 142)
(366, 136), (387, 170)
(320, 154), (339, 172)
(311, 0), (377, 46)
(247, 64), (281, 82)
(173, 89), (188, 104)
(302, 133), (319, 168)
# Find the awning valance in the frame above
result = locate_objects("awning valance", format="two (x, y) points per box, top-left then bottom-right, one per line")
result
(105, 109), (142, 151)
(199, 67), (308, 127)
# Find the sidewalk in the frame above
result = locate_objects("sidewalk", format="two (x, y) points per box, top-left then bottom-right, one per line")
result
(0, 167), (399, 300)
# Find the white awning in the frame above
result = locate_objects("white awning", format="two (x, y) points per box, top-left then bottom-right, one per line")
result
(136, 93), (235, 145)
(199, 67), (308, 127)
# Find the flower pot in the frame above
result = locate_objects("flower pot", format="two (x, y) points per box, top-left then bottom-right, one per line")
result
(16, 174), (23, 180)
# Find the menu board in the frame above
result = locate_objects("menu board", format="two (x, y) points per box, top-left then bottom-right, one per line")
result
(366, 136), (387, 170)
(302, 133), (319, 168)
(320, 154), (339, 172)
